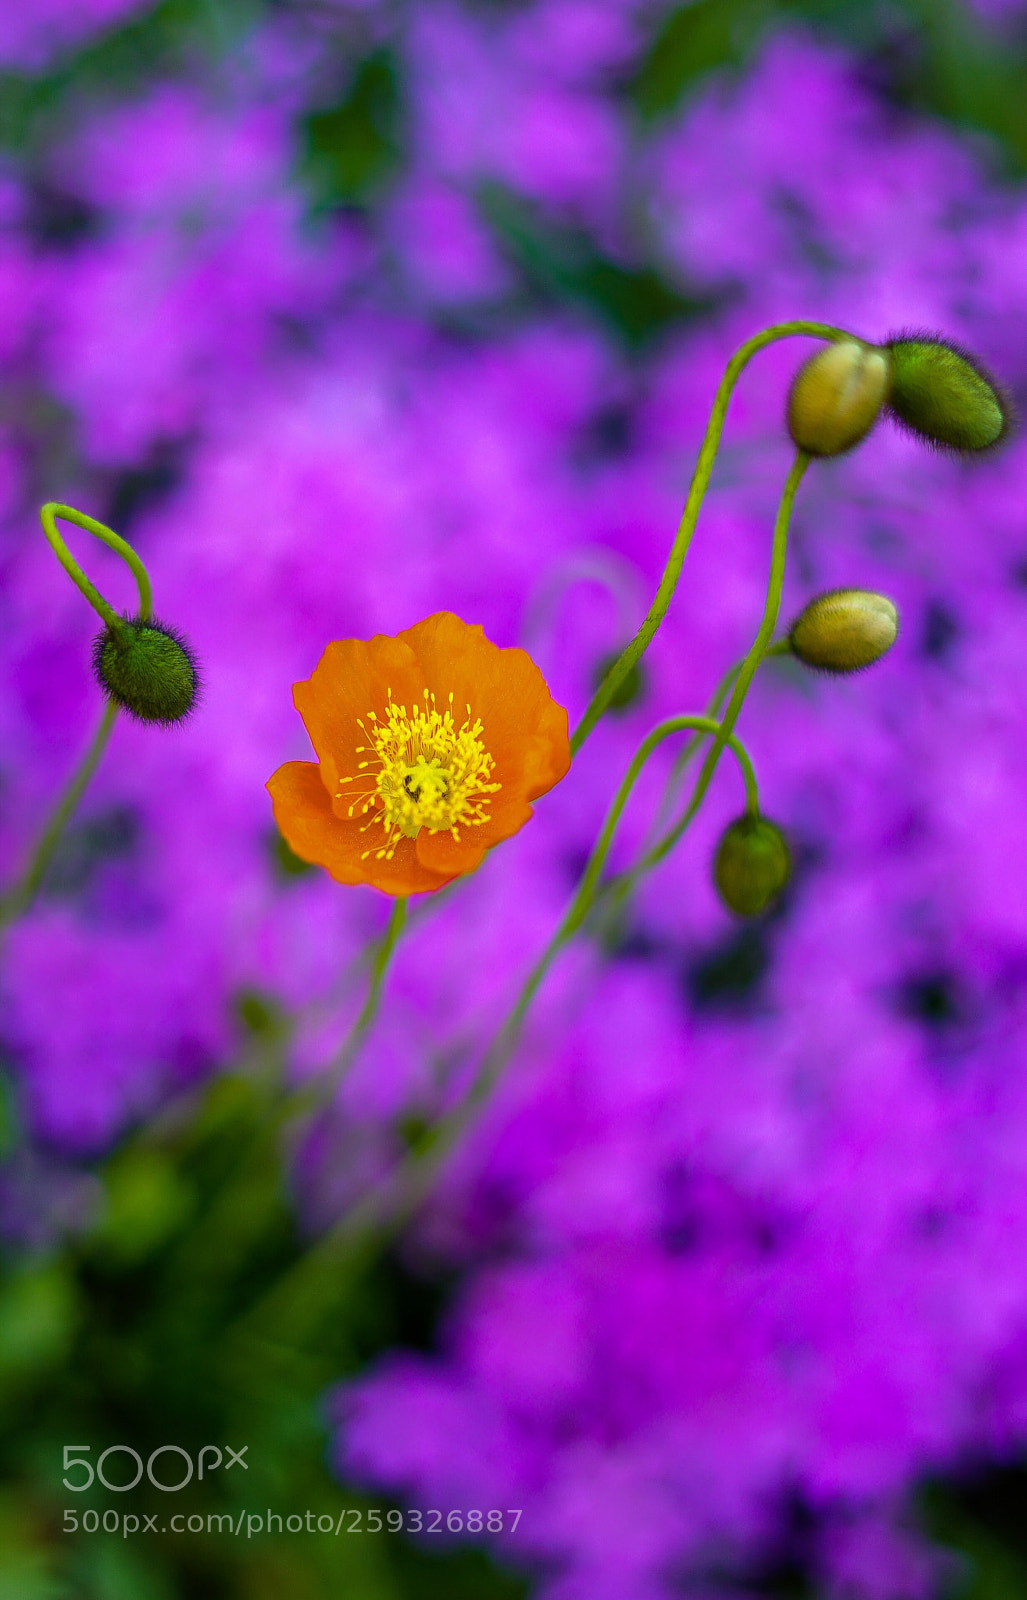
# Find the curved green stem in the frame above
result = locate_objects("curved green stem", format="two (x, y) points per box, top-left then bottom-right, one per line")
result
(563, 715), (758, 942)
(40, 502), (153, 629)
(668, 450), (808, 846)
(0, 701), (119, 929)
(593, 639), (793, 939)
(648, 656), (744, 839)
(621, 456), (809, 888)
(658, 642), (793, 834)
(570, 321), (852, 755)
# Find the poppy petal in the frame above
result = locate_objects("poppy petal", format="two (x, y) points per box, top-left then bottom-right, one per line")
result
(267, 759), (452, 896)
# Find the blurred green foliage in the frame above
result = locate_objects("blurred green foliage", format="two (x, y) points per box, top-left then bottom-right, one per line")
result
(0, 1055), (528, 1598)
(632, 0), (1027, 186)
(301, 48), (403, 208)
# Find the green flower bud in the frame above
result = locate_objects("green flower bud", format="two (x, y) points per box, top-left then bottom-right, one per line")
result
(788, 588), (899, 674)
(92, 613), (199, 726)
(884, 331), (1012, 454)
(787, 339), (890, 457)
(714, 814), (791, 918)
(592, 648), (646, 712)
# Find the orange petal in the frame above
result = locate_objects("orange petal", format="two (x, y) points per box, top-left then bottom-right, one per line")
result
(415, 826), (489, 879)
(267, 760), (452, 896)
(519, 697), (572, 800)
(293, 634), (419, 794)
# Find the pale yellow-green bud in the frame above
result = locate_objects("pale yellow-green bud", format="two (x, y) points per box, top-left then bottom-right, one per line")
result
(788, 588), (899, 674)
(787, 339), (890, 457)
(713, 815), (791, 918)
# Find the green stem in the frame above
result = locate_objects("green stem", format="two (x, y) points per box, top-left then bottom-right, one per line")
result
(0, 701), (119, 929)
(570, 321), (852, 756)
(648, 656), (744, 840)
(596, 641), (793, 937)
(40, 502), (154, 629)
(316, 897), (408, 1102)
(666, 450), (809, 845)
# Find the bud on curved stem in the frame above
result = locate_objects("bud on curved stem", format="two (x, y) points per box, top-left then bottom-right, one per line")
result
(714, 813), (791, 917)
(588, 455), (806, 944)
(787, 340), (890, 456)
(884, 332), (1013, 454)
(472, 715), (758, 1101)
(788, 588), (899, 673)
(590, 640), (793, 945)
(0, 503), (198, 931)
(571, 320), (858, 754)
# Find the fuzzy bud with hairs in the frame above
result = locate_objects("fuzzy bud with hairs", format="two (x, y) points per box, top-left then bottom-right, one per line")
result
(884, 332), (1012, 454)
(92, 614), (199, 726)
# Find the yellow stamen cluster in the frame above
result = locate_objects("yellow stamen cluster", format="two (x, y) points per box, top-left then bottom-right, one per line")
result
(337, 688), (501, 862)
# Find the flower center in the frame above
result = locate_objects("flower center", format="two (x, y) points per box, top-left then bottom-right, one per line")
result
(337, 688), (501, 862)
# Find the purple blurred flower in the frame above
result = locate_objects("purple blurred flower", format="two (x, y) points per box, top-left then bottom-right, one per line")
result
(40, 83), (355, 464)
(399, 1), (633, 230)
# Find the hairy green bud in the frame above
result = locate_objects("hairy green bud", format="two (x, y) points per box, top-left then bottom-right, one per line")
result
(92, 614), (199, 726)
(788, 588), (899, 674)
(884, 331), (1012, 454)
(787, 339), (890, 457)
(714, 814), (791, 918)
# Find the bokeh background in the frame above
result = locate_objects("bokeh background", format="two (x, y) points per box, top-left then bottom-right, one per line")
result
(4, 0), (1027, 1595)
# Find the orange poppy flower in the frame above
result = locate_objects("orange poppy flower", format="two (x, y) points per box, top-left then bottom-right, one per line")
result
(267, 611), (571, 896)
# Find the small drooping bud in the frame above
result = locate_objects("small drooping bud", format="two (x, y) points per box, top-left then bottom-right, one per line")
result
(92, 613), (199, 725)
(787, 339), (890, 457)
(714, 814), (791, 918)
(788, 588), (899, 674)
(592, 648), (646, 712)
(884, 332), (1012, 454)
